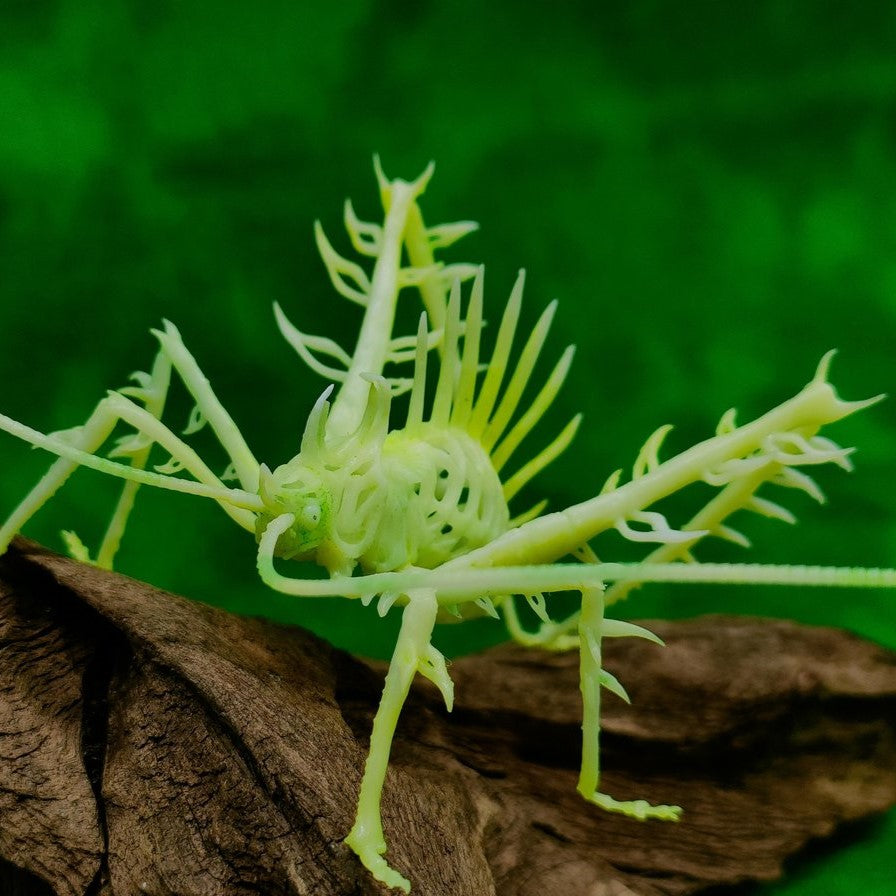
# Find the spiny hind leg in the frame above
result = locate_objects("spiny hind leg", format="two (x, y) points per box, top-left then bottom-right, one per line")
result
(345, 588), (453, 894)
(577, 583), (681, 822)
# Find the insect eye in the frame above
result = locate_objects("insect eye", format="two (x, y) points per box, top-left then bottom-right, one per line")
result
(300, 501), (322, 530)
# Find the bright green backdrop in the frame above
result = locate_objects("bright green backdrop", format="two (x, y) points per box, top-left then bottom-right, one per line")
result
(1, 3), (895, 893)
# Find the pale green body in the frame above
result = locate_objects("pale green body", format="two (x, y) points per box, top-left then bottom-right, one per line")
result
(0, 160), (894, 893)
(262, 422), (510, 577)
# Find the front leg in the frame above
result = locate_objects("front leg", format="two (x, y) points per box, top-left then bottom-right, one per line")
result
(0, 373), (258, 565)
(345, 587), (451, 893)
(88, 350), (172, 568)
(151, 320), (260, 491)
(0, 349), (172, 566)
(1, 323), (264, 567)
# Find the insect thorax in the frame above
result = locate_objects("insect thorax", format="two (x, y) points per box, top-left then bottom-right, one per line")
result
(259, 423), (510, 577)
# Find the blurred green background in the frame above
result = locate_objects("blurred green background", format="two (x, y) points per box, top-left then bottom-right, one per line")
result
(1, 2), (895, 893)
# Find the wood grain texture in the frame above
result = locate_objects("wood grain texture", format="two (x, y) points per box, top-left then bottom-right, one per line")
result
(1, 537), (894, 896)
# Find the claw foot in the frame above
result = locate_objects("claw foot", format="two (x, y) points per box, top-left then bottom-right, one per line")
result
(588, 790), (682, 821)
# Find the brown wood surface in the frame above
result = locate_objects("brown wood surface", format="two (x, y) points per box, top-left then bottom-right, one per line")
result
(1, 537), (894, 896)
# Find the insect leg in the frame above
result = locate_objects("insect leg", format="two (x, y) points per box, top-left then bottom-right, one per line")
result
(0, 353), (175, 565)
(0, 398), (125, 562)
(501, 595), (580, 650)
(92, 349), (172, 567)
(151, 320), (260, 492)
(0, 377), (259, 564)
(100, 319), (267, 560)
(576, 582), (681, 821)
(345, 587), (450, 894)
(95, 321), (263, 559)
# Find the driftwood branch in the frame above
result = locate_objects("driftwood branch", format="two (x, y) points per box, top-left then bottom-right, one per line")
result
(1, 537), (894, 895)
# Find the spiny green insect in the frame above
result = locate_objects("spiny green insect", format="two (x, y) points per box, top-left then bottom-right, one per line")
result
(1, 160), (894, 892)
